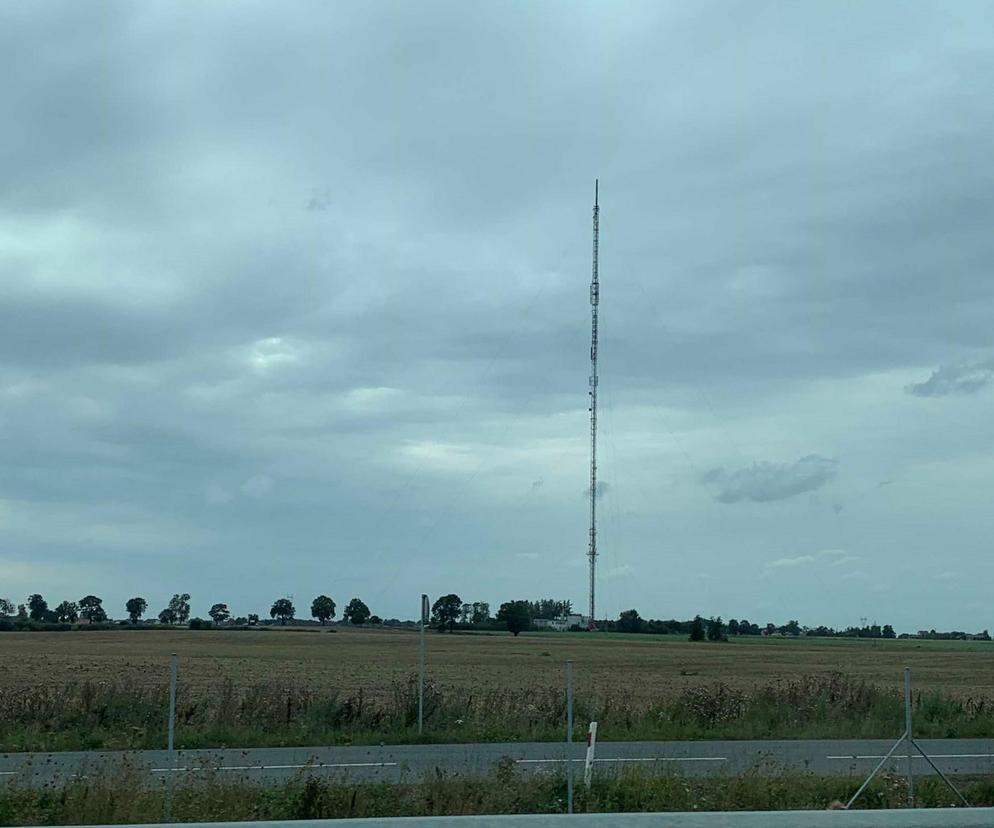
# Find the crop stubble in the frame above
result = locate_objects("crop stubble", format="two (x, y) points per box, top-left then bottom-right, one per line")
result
(3, 628), (993, 701)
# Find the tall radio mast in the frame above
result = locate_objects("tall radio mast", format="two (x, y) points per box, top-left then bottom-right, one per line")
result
(587, 180), (600, 628)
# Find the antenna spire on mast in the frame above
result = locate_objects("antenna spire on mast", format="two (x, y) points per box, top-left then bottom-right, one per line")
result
(587, 181), (600, 629)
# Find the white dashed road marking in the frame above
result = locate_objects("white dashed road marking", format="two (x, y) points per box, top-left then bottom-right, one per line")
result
(150, 762), (398, 773)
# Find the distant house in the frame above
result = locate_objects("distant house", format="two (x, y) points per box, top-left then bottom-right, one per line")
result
(532, 613), (589, 632)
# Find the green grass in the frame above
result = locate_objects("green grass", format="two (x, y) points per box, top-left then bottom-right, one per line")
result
(4, 672), (994, 753)
(1, 765), (991, 825)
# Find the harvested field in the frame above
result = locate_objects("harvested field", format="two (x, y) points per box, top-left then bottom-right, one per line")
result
(3, 627), (994, 700)
(5, 629), (994, 750)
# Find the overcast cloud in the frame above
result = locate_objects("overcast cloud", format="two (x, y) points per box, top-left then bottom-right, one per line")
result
(2, 1), (994, 631)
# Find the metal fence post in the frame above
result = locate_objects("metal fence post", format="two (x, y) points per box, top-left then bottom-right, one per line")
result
(168, 653), (177, 751)
(418, 594), (428, 736)
(566, 660), (574, 814)
(165, 653), (178, 820)
(905, 667), (914, 808)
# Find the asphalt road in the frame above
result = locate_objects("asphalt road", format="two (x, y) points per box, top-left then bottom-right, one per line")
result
(3, 739), (994, 787)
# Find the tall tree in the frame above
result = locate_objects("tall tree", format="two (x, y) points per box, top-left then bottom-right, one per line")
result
(688, 615), (706, 642)
(343, 597), (371, 625)
(617, 608), (645, 634)
(208, 603), (230, 625)
(706, 616), (725, 642)
(780, 619), (801, 636)
(158, 607), (177, 625)
(270, 597), (295, 624)
(78, 595), (107, 623)
(54, 600), (79, 623)
(497, 601), (531, 636)
(431, 594), (462, 632)
(310, 595), (336, 625)
(471, 602), (491, 624)
(27, 594), (49, 621)
(168, 594), (191, 624)
(126, 597), (147, 624)
(0, 598), (14, 617)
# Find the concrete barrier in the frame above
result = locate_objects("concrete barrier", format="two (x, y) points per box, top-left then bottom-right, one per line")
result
(30, 809), (994, 828)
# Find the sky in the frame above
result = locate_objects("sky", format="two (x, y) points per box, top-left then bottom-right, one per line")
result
(2, 1), (994, 632)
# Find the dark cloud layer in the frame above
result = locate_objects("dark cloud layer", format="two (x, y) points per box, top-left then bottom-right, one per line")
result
(2, 1), (994, 630)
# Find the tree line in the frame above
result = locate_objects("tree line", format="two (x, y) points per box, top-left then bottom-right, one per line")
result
(0, 593), (388, 630)
(614, 610), (914, 641)
(6, 592), (986, 641)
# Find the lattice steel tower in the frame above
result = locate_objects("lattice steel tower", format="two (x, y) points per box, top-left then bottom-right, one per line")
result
(587, 180), (600, 628)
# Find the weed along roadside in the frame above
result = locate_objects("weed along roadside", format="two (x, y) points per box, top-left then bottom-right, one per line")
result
(4, 765), (994, 825)
(3, 671), (994, 752)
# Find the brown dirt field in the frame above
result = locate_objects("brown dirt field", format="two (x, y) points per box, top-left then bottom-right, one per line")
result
(3, 628), (994, 700)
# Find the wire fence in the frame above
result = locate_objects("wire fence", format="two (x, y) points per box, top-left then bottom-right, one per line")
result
(4, 659), (994, 812)
(7, 657), (994, 752)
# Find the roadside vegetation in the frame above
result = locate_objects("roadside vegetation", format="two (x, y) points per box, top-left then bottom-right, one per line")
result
(5, 672), (994, 753)
(2, 764), (993, 825)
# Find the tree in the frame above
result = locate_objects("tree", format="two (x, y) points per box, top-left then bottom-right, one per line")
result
(780, 619), (801, 636)
(27, 594), (49, 622)
(78, 595), (107, 623)
(617, 609), (645, 634)
(310, 595), (336, 625)
(727, 619), (740, 636)
(16, 604), (27, 621)
(343, 597), (371, 626)
(208, 603), (230, 625)
(882, 624), (896, 639)
(738, 618), (758, 635)
(158, 607), (177, 625)
(54, 600), (79, 623)
(168, 594), (191, 624)
(431, 594), (462, 632)
(247, 613), (259, 626)
(369, 615), (382, 625)
(270, 597), (296, 624)
(497, 601), (531, 636)
(125, 597), (147, 624)
(688, 615), (706, 642)
(527, 599), (573, 620)
(0, 598), (14, 617)
(471, 602), (491, 624)
(706, 616), (725, 642)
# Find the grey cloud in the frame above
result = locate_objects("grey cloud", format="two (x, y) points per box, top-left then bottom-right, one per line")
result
(3, 2), (994, 629)
(906, 360), (994, 397)
(704, 455), (837, 504)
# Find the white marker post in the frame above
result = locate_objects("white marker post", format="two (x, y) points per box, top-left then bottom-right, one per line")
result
(583, 721), (598, 787)
(418, 594), (428, 736)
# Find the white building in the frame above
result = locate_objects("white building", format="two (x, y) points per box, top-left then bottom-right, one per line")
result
(532, 613), (589, 632)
